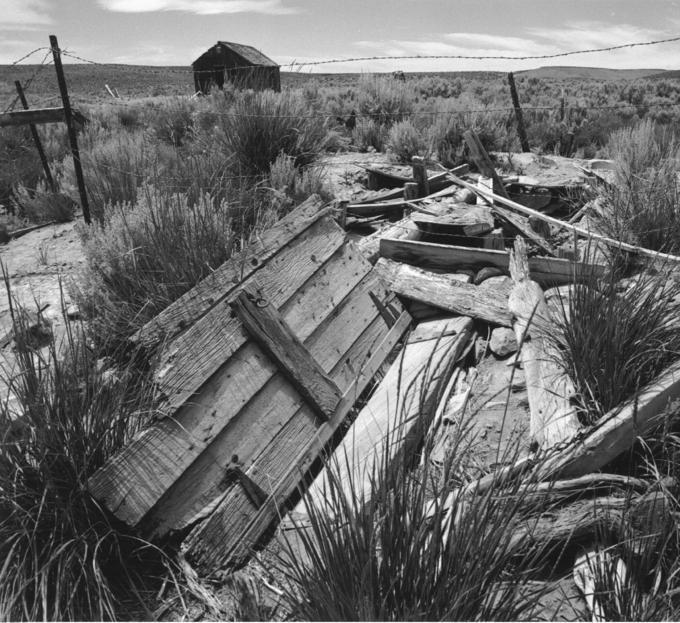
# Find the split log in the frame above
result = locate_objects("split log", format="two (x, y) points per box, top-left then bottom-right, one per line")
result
(294, 316), (474, 515)
(376, 258), (513, 327)
(508, 237), (580, 448)
(379, 238), (607, 287)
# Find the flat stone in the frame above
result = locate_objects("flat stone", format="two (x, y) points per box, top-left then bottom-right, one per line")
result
(489, 327), (518, 358)
(474, 266), (506, 285)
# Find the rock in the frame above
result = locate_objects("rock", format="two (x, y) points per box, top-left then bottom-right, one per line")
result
(474, 266), (506, 285)
(489, 327), (518, 358)
(65, 304), (81, 321)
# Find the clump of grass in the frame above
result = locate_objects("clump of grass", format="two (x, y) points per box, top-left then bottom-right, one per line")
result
(0, 286), (169, 620)
(12, 180), (77, 224)
(74, 184), (236, 353)
(548, 265), (680, 423)
(278, 351), (551, 621)
(386, 119), (428, 163)
(268, 153), (332, 215)
(352, 118), (388, 152)
(62, 127), (152, 222)
(356, 74), (415, 127)
(428, 113), (465, 168)
(150, 97), (195, 147)
(597, 120), (680, 254)
(214, 89), (333, 176)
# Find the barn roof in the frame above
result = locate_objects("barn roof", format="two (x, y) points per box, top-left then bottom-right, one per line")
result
(193, 41), (279, 67)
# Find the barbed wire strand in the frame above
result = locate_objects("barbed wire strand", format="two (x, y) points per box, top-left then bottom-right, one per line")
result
(2, 50), (54, 114)
(55, 33), (680, 74)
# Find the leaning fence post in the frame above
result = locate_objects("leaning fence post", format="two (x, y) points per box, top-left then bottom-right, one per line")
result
(49, 34), (90, 224)
(14, 80), (55, 192)
(507, 72), (530, 153)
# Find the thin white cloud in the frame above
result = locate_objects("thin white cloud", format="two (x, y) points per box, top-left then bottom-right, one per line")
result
(99, 0), (297, 15)
(2, 0), (51, 30)
(348, 22), (679, 73)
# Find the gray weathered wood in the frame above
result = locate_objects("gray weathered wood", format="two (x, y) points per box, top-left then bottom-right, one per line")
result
(376, 258), (513, 326)
(231, 286), (342, 419)
(379, 238), (607, 286)
(183, 311), (413, 571)
(0, 107), (69, 128)
(508, 237), (580, 448)
(142, 266), (396, 539)
(508, 72), (530, 152)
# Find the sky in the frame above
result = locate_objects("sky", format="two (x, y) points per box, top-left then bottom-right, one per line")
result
(3, 0), (680, 73)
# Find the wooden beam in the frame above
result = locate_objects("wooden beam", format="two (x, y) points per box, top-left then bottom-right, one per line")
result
(379, 238), (608, 287)
(0, 107), (69, 128)
(463, 130), (509, 198)
(376, 258), (513, 326)
(508, 237), (580, 448)
(444, 169), (680, 266)
(231, 285), (342, 420)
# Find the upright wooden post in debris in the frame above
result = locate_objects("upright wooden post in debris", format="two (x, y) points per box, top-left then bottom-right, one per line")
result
(49, 34), (90, 224)
(14, 80), (55, 191)
(507, 72), (530, 152)
(412, 156), (430, 197)
(560, 87), (566, 122)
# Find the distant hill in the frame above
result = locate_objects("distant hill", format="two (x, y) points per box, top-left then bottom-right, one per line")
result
(646, 69), (680, 80)
(517, 66), (668, 81)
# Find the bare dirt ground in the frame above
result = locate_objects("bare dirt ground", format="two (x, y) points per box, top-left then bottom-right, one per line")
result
(0, 221), (84, 407)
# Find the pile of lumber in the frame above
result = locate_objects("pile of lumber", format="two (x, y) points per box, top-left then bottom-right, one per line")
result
(87, 131), (680, 617)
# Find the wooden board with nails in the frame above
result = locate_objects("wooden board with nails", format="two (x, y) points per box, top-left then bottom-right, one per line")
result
(88, 199), (410, 572)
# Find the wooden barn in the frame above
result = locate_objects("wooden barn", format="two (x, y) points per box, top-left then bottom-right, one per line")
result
(192, 41), (280, 94)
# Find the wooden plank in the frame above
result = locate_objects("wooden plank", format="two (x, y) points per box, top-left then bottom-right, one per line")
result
(0, 107), (69, 127)
(183, 311), (412, 571)
(153, 215), (345, 415)
(379, 238), (607, 287)
(133, 196), (325, 348)
(144, 275), (394, 539)
(376, 258), (512, 326)
(231, 287), (342, 419)
(535, 358), (680, 481)
(88, 219), (351, 527)
(445, 171), (680, 266)
(297, 316), (474, 516)
(463, 131), (508, 198)
(508, 237), (580, 448)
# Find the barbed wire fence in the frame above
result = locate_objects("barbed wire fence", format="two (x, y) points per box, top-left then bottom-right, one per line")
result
(2, 33), (680, 220)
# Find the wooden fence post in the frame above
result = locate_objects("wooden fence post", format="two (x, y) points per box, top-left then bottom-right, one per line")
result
(507, 72), (530, 153)
(49, 34), (90, 224)
(14, 80), (55, 192)
(411, 156), (429, 197)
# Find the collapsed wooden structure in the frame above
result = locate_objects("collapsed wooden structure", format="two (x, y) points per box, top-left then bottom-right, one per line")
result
(89, 133), (680, 612)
